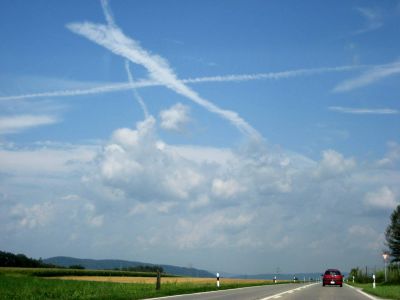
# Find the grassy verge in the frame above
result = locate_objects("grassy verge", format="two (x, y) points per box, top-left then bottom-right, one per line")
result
(349, 282), (400, 299)
(0, 269), (279, 300)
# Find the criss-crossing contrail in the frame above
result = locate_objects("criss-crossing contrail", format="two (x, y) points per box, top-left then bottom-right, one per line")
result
(0, 0), (366, 138)
(125, 60), (149, 119)
(0, 65), (363, 101)
(67, 0), (263, 139)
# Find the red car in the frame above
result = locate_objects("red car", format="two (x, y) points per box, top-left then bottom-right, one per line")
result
(322, 269), (343, 287)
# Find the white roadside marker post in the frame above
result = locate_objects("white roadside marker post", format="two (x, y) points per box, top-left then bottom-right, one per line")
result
(216, 273), (220, 288)
(373, 274), (376, 289)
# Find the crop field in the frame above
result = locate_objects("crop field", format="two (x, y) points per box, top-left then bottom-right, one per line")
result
(0, 267), (278, 300)
(50, 275), (273, 284)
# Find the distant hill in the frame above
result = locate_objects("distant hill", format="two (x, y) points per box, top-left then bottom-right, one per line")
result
(233, 272), (322, 281)
(44, 256), (214, 278)
(223, 272), (347, 281)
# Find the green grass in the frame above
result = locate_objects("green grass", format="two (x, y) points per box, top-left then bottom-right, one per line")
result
(0, 269), (278, 300)
(0, 267), (177, 278)
(350, 283), (400, 300)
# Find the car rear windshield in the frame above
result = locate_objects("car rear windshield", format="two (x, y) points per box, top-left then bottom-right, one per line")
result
(325, 270), (341, 275)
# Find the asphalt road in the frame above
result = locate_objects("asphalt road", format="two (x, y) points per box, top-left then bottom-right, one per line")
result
(148, 283), (381, 300)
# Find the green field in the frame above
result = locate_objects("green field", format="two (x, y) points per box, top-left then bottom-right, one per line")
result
(0, 267), (172, 278)
(0, 268), (277, 300)
(350, 283), (400, 300)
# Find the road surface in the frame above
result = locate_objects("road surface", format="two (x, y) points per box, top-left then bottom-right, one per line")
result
(148, 283), (381, 300)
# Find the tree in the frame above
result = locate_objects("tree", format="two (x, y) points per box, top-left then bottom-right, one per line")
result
(385, 205), (400, 262)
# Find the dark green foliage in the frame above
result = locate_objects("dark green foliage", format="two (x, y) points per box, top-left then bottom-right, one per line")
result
(69, 265), (85, 269)
(385, 205), (400, 262)
(349, 267), (373, 283)
(349, 266), (400, 284)
(0, 250), (58, 268)
(118, 265), (164, 273)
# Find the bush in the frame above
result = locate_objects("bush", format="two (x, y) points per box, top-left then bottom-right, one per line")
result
(349, 265), (400, 284)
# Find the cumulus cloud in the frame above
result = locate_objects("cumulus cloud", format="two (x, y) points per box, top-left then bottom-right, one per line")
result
(175, 211), (254, 249)
(212, 178), (245, 199)
(364, 186), (398, 209)
(160, 103), (190, 132)
(377, 141), (400, 167)
(93, 116), (207, 202)
(11, 202), (54, 229)
(315, 149), (355, 178)
(2, 119), (399, 272)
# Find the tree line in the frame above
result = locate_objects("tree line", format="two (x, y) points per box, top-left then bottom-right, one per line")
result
(1, 250), (163, 273)
(0, 250), (57, 268)
(350, 205), (400, 284)
(114, 265), (164, 273)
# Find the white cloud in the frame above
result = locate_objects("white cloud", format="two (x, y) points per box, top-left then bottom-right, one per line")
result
(353, 7), (383, 35)
(189, 194), (210, 209)
(125, 60), (149, 118)
(212, 178), (245, 199)
(175, 211), (254, 249)
(364, 186), (398, 209)
(67, 8), (260, 139)
(0, 114), (58, 134)
(11, 202), (54, 229)
(166, 145), (234, 165)
(87, 214), (104, 227)
(315, 149), (355, 178)
(329, 106), (398, 115)
(377, 142), (400, 167)
(160, 103), (190, 132)
(2, 0), (399, 272)
(0, 65), (362, 102)
(0, 144), (97, 176)
(348, 225), (375, 236)
(2, 122), (399, 272)
(333, 61), (400, 92)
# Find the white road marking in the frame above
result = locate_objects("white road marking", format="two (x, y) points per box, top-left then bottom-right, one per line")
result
(345, 284), (382, 300)
(146, 283), (292, 300)
(259, 283), (319, 300)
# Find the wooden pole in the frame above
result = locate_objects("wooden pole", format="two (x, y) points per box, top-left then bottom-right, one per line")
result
(156, 270), (161, 290)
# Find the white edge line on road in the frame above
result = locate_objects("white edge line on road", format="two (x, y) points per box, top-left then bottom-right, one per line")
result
(345, 284), (382, 300)
(145, 283), (315, 300)
(258, 283), (319, 300)
(144, 284), (281, 300)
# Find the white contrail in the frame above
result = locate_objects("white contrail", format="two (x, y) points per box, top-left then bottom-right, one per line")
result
(183, 65), (364, 83)
(0, 65), (363, 101)
(125, 60), (149, 118)
(333, 60), (400, 92)
(329, 106), (399, 115)
(0, 81), (154, 101)
(66, 2), (261, 139)
(100, 0), (116, 27)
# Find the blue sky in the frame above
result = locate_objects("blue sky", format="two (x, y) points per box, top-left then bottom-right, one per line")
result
(0, 0), (400, 274)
